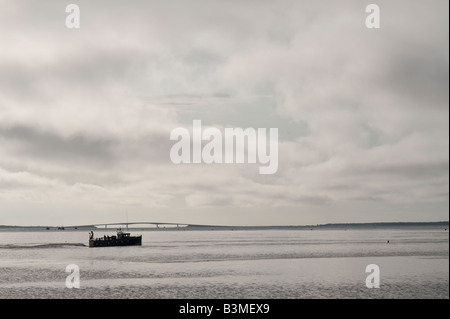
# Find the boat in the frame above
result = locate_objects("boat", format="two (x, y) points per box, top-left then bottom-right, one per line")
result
(88, 229), (142, 248)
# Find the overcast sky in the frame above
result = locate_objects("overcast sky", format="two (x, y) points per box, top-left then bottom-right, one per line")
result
(0, 0), (448, 226)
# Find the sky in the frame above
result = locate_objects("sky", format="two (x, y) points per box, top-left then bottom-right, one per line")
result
(0, 0), (448, 226)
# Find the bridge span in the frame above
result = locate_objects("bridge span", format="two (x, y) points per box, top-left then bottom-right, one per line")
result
(78, 221), (190, 229)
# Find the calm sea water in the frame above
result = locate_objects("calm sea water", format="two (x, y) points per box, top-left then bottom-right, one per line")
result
(0, 228), (448, 299)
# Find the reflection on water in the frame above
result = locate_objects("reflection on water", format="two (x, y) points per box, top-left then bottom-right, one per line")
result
(0, 229), (448, 298)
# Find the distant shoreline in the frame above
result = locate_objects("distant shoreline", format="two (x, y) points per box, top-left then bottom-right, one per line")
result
(0, 221), (448, 231)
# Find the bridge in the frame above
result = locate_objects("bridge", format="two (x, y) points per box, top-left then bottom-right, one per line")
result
(76, 221), (191, 229)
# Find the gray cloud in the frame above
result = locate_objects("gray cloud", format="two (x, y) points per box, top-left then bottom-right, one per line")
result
(385, 48), (449, 108)
(0, 125), (116, 165)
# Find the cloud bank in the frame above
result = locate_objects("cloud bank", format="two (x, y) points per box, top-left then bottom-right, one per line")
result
(0, 0), (448, 225)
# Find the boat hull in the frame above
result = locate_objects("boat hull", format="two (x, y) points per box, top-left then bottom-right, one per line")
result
(89, 235), (142, 248)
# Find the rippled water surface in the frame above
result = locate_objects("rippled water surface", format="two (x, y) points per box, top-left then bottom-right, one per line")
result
(0, 229), (448, 299)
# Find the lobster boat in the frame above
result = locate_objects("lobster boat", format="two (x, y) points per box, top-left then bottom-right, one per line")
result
(88, 229), (142, 247)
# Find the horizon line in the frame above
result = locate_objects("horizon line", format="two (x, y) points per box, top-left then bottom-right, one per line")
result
(1, 220), (448, 229)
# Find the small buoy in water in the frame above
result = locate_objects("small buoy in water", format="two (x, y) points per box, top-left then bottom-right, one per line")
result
(387, 240), (390, 243)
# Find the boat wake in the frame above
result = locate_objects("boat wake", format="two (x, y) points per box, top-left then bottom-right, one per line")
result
(0, 243), (87, 249)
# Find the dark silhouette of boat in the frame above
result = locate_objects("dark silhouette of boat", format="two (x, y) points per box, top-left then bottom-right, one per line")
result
(88, 229), (142, 248)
